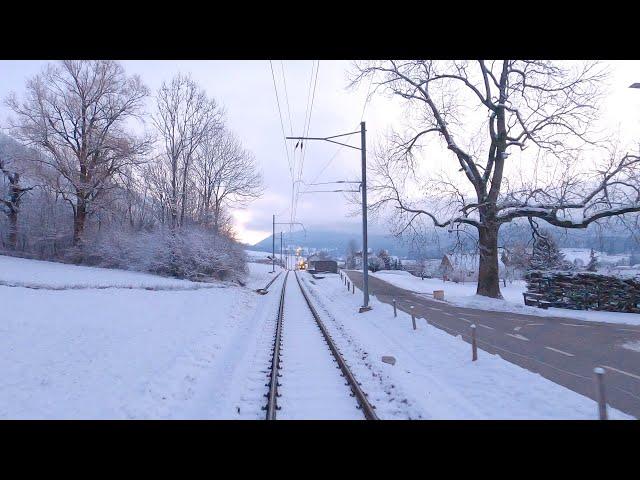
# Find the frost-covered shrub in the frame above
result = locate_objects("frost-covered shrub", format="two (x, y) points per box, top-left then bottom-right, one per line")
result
(85, 225), (248, 282)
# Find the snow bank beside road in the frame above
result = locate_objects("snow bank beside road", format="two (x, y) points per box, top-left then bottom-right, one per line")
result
(371, 270), (640, 326)
(302, 272), (631, 419)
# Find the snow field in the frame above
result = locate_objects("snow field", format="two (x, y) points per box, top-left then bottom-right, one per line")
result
(0, 258), (283, 419)
(301, 272), (631, 419)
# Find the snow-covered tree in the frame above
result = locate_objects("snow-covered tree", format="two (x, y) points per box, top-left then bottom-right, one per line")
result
(6, 60), (150, 245)
(529, 232), (566, 271)
(153, 73), (223, 228)
(352, 60), (640, 298)
(367, 255), (384, 272)
(0, 135), (34, 249)
(346, 239), (358, 269)
(377, 249), (391, 270)
(587, 248), (599, 272)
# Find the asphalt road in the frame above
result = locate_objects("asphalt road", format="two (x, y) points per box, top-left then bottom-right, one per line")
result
(345, 270), (640, 419)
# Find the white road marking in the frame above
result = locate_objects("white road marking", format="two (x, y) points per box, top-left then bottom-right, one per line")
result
(463, 313), (482, 317)
(459, 318), (472, 323)
(560, 323), (590, 327)
(514, 326), (522, 331)
(506, 333), (530, 341)
(525, 323), (544, 327)
(602, 365), (640, 381)
(617, 328), (640, 333)
(478, 324), (495, 330)
(544, 346), (575, 357)
(442, 312), (454, 317)
(428, 307), (443, 311)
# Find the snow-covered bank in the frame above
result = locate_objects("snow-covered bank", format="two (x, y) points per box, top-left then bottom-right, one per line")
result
(370, 270), (640, 326)
(0, 255), (210, 289)
(0, 259), (280, 419)
(301, 272), (631, 419)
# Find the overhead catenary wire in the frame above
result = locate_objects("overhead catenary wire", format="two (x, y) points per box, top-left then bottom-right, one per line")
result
(293, 61), (320, 223)
(291, 60), (320, 227)
(269, 60), (294, 181)
(304, 73), (374, 190)
(279, 61), (299, 231)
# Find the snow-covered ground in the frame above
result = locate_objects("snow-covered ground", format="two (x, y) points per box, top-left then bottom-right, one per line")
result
(244, 249), (272, 262)
(1, 253), (632, 419)
(560, 248), (630, 266)
(301, 272), (631, 419)
(0, 255), (284, 419)
(0, 255), (211, 290)
(371, 270), (640, 326)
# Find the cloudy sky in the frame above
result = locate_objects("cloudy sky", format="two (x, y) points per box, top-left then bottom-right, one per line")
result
(1, 60), (639, 244)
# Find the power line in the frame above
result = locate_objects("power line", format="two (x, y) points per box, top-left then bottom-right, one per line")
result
(269, 61), (294, 181)
(306, 74), (373, 188)
(292, 60), (320, 226)
(279, 60), (298, 230)
(292, 61), (317, 225)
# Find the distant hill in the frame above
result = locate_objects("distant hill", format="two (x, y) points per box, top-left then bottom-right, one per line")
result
(248, 228), (444, 258)
(247, 221), (640, 260)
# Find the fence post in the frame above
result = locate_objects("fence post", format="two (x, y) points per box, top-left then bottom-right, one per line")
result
(393, 299), (397, 317)
(471, 324), (478, 361)
(352, 282), (355, 294)
(594, 367), (608, 420)
(410, 306), (416, 330)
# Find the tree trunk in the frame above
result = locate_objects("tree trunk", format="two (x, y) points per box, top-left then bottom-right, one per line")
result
(8, 209), (18, 250)
(476, 221), (502, 298)
(73, 198), (87, 246)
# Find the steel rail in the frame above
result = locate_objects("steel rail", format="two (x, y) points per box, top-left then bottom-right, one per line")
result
(293, 271), (379, 420)
(256, 271), (283, 295)
(265, 271), (288, 419)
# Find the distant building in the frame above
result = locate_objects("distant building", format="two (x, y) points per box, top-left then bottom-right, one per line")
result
(312, 260), (338, 274)
(440, 252), (506, 282)
(306, 254), (322, 270)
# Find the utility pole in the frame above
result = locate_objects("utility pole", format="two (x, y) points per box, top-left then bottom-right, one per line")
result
(359, 121), (371, 311)
(272, 216), (306, 272)
(271, 214), (275, 273)
(286, 122), (372, 312)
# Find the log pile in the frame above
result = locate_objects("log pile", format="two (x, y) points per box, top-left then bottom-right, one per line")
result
(525, 271), (640, 313)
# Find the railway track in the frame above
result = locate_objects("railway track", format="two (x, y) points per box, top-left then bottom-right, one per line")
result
(264, 270), (378, 420)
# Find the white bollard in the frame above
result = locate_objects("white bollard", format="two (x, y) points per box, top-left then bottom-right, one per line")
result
(594, 367), (608, 420)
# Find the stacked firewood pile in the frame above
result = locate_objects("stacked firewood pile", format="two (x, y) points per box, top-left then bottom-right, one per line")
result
(525, 271), (640, 313)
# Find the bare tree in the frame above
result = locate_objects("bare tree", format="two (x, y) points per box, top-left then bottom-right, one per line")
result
(0, 135), (34, 249)
(193, 127), (263, 232)
(6, 60), (150, 245)
(346, 238), (358, 269)
(153, 74), (223, 228)
(352, 60), (640, 298)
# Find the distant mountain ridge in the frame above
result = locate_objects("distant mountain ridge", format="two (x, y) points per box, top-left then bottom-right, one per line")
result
(248, 228), (441, 258)
(246, 223), (640, 259)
